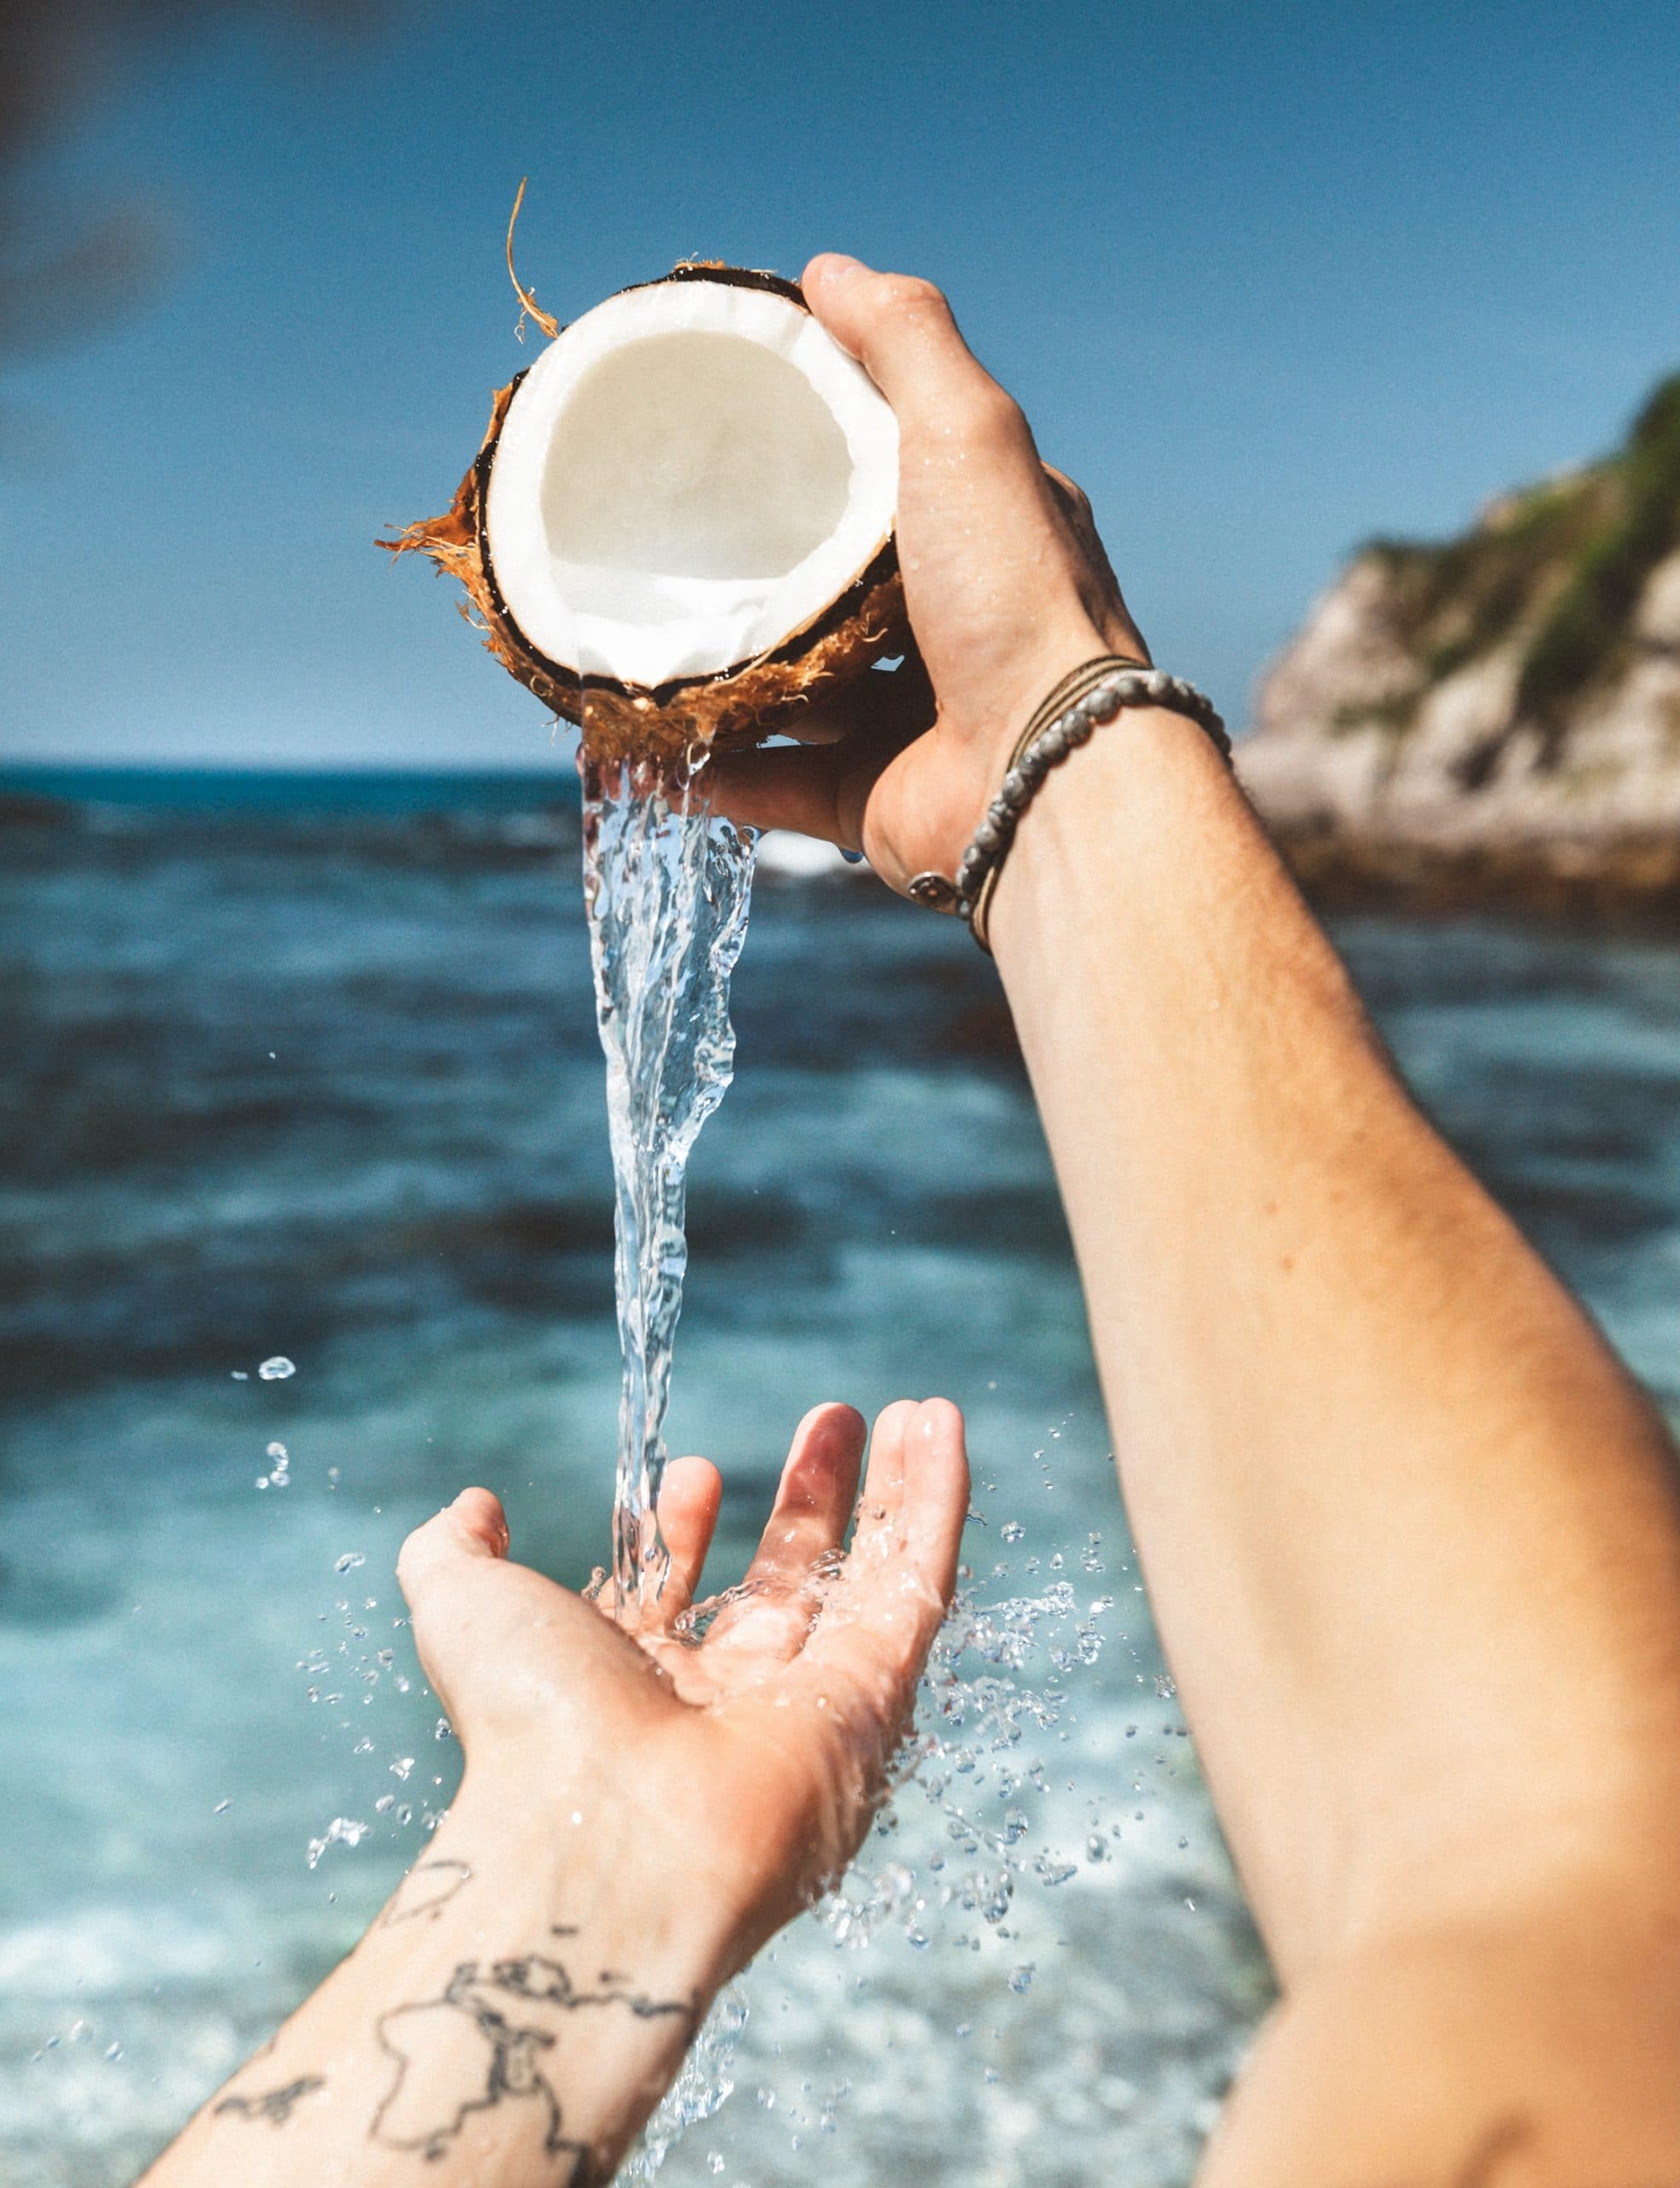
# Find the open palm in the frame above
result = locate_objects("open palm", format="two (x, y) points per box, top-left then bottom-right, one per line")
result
(396, 1398), (969, 1968)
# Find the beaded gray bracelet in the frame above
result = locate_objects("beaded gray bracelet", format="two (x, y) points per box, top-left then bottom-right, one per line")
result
(907, 656), (1231, 954)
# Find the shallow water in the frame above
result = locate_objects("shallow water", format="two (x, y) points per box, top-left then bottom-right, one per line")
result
(3, 774), (1680, 2185)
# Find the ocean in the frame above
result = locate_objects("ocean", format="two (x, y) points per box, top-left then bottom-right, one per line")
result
(3, 769), (1678, 2187)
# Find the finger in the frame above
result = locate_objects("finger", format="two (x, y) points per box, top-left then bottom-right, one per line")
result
(650, 1455), (722, 1623)
(708, 721), (899, 850)
(708, 656), (934, 847)
(708, 740), (849, 842)
(1043, 467), (1143, 652)
(849, 1398), (920, 1550)
(701, 1403), (868, 1661)
(803, 1399), (969, 1687)
(802, 256), (1014, 441)
(761, 648), (935, 748)
(893, 1397), (970, 1608)
(397, 1486), (509, 1609)
(1043, 463), (1093, 523)
(741, 1402), (867, 1596)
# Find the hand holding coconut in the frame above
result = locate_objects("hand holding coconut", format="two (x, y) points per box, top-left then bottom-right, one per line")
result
(387, 242), (1154, 903)
(709, 253), (1155, 897)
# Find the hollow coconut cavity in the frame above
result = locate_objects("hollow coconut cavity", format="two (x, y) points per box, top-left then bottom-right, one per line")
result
(387, 265), (907, 763)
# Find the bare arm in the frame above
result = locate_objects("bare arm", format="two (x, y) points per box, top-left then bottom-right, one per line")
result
(996, 714), (1680, 2185)
(716, 255), (1680, 2184)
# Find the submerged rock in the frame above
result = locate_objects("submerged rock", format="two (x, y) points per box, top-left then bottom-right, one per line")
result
(1240, 375), (1680, 919)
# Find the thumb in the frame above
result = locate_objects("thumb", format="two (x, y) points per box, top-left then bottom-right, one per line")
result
(397, 1487), (509, 1613)
(802, 256), (1009, 439)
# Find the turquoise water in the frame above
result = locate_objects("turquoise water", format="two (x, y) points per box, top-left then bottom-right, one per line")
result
(3, 773), (1679, 2185)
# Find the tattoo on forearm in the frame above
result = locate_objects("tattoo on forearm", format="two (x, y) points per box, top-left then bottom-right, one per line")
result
(213, 2075), (326, 2126)
(382, 1858), (473, 1926)
(371, 1932), (696, 2178)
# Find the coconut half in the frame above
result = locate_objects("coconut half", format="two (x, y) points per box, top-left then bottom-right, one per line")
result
(386, 265), (907, 762)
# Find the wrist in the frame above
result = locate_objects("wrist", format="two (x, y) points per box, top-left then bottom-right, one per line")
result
(873, 622), (1132, 894)
(442, 1767), (741, 2003)
(338, 1778), (729, 2182)
(987, 701), (1242, 972)
(955, 620), (1123, 815)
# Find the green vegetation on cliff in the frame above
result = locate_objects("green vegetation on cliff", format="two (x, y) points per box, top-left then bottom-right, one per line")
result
(1354, 372), (1680, 745)
(1517, 375), (1680, 729)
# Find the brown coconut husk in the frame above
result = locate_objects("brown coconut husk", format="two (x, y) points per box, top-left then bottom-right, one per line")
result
(382, 260), (908, 766)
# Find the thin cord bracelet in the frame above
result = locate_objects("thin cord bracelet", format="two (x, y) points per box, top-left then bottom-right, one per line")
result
(906, 655), (1231, 955)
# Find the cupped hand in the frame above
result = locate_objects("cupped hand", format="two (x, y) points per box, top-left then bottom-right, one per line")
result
(396, 1398), (969, 1973)
(709, 254), (1148, 892)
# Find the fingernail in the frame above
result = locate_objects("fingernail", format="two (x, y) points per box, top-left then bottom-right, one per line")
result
(817, 253), (866, 284)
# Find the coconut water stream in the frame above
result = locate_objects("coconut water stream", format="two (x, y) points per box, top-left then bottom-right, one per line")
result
(579, 749), (757, 1604)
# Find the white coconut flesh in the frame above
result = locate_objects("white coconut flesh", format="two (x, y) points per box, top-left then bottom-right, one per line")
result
(485, 279), (899, 689)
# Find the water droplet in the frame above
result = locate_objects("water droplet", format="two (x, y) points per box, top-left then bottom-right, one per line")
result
(305, 1816), (368, 1868)
(1085, 1834), (1107, 1862)
(1007, 1962), (1036, 1994)
(213, 1798), (232, 1815)
(104, 2042), (122, 2062)
(390, 1756), (414, 1780)
(334, 1552), (366, 1574)
(257, 1356), (296, 1381)
(267, 1441), (288, 1461)
(1000, 1521), (1025, 1544)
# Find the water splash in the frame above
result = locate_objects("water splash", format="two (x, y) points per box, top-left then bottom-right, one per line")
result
(617, 1544), (1212, 2180)
(580, 753), (756, 1604)
(620, 1983), (749, 2181)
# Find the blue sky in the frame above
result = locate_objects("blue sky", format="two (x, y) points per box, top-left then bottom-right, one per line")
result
(3, 0), (1678, 768)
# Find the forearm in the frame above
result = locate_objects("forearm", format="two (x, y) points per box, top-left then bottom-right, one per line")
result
(990, 710), (1680, 1971)
(138, 1779), (725, 2188)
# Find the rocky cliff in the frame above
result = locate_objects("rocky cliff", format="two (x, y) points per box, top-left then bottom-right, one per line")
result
(1238, 375), (1680, 915)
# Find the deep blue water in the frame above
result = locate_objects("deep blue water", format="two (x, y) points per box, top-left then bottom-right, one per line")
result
(3, 774), (1678, 2186)
(0, 766), (580, 814)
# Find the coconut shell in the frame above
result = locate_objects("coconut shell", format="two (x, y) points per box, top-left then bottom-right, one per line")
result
(382, 264), (909, 766)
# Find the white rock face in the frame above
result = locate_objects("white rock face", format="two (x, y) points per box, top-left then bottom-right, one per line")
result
(1239, 547), (1680, 861)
